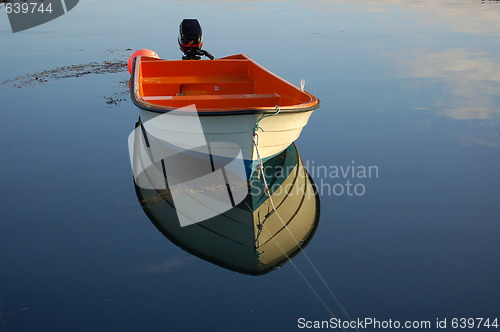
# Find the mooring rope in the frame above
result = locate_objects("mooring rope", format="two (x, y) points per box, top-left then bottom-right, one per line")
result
(253, 105), (281, 133)
(252, 106), (281, 240)
(251, 107), (358, 331)
(252, 131), (274, 242)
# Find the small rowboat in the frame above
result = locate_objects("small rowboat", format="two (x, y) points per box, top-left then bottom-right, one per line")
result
(130, 53), (319, 163)
(130, 53), (319, 115)
(128, 20), (319, 165)
(128, 21), (321, 264)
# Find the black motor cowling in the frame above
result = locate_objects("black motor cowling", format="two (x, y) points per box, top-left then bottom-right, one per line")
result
(178, 19), (214, 60)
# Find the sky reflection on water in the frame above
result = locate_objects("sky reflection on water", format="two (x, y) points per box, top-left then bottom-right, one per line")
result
(0, 0), (499, 331)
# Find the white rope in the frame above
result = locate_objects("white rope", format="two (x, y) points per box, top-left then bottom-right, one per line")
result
(251, 117), (358, 330)
(258, 218), (344, 329)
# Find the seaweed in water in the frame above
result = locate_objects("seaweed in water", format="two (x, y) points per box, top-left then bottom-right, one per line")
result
(103, 80), (129, 107)
(1, 58), (130, 106)
(0, 60), (127, 89)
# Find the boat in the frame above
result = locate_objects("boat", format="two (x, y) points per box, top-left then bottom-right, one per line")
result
(128, 19), (321, 250)
(128, 19), (320, 164)
(127, 20), (321, 274)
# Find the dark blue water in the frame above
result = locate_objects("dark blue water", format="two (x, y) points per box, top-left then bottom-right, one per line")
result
(1, 1), (499, 331)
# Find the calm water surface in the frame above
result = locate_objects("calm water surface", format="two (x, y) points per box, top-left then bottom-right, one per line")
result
(1, 1), (499, 331)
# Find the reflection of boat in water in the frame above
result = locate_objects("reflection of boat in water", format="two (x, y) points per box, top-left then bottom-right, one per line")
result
(128, 19), (320, 162)
(134, 139), (320, 275)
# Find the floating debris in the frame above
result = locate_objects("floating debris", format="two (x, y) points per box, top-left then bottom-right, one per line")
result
(103, 83), (129, 107)
(1, 60), (127, 89)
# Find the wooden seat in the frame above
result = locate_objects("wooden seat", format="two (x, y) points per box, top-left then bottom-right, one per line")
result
(141, 75), (255, 96)
(142, 93), (280, 110)
(141, 75), (253, 85)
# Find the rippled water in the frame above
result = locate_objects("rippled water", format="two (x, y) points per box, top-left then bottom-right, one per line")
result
(1, 1), (499, 331)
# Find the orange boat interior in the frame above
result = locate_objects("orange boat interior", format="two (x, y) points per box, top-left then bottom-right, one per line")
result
(134, 54), (318, 111)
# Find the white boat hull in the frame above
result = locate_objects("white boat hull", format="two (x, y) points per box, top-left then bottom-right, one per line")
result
(137, 108), (314, 162)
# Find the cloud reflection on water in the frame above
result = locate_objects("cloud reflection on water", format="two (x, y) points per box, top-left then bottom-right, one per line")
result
(309, 0), (500, 121)
(398, 48), (500, 120)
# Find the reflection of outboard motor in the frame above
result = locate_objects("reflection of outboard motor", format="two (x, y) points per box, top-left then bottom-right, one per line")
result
(178, 19), (214, 60)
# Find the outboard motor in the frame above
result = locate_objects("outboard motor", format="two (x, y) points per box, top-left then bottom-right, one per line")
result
(178, 19), (214, 60)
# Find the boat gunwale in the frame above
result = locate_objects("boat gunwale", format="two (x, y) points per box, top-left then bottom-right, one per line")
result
(130, 54), (321, 116)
